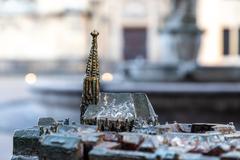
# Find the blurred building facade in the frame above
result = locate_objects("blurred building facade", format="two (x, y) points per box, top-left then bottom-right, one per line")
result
(0, 0), (239, 70)
(0, 0), (90, 60)
(198, 0), (240, 66)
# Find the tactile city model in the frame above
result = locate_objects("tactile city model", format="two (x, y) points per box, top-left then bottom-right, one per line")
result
(12, 31), (240, 160)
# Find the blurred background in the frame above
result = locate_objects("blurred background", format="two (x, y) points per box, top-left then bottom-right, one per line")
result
(1, 0), (240, 159)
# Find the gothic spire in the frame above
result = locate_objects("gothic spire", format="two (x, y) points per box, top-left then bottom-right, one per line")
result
(81, 30), (100, 122)
(86, 30), (100, 78)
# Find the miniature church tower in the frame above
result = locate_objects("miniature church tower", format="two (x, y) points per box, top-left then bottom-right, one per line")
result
(80, 30), (100, 122)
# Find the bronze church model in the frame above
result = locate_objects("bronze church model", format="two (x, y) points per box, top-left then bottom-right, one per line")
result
(11, 31), (240, 160)
(81, 30), (157, 131)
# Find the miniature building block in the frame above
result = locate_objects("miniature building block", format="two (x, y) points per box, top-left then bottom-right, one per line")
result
(11, 155), (39, 160)
(39, 134), (83, 160)
(89, 147), (155, 160)
(13, 128), (40, 156)
(38, 117), (57, 126)
(221, 151), (240, 160)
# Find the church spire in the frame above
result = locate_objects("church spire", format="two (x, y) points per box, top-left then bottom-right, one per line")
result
(86, 30), (100, 78)
(80, 30), (100, 122)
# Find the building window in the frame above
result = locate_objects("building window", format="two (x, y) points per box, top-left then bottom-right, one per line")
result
(223, 28), (230, 56)
(123, 28), (147, 60)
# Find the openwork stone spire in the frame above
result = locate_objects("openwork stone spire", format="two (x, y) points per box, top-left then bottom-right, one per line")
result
(86, 30), (100, 78)
(80, 30), (100, 122)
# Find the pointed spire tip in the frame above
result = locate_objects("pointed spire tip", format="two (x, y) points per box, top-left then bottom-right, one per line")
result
(91, 30), (99, 37)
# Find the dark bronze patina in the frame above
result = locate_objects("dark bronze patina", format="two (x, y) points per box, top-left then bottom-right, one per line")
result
(81, 30), (100, 122)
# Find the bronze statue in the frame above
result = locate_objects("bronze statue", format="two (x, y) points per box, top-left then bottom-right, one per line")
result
(80, 30), (100, 122)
